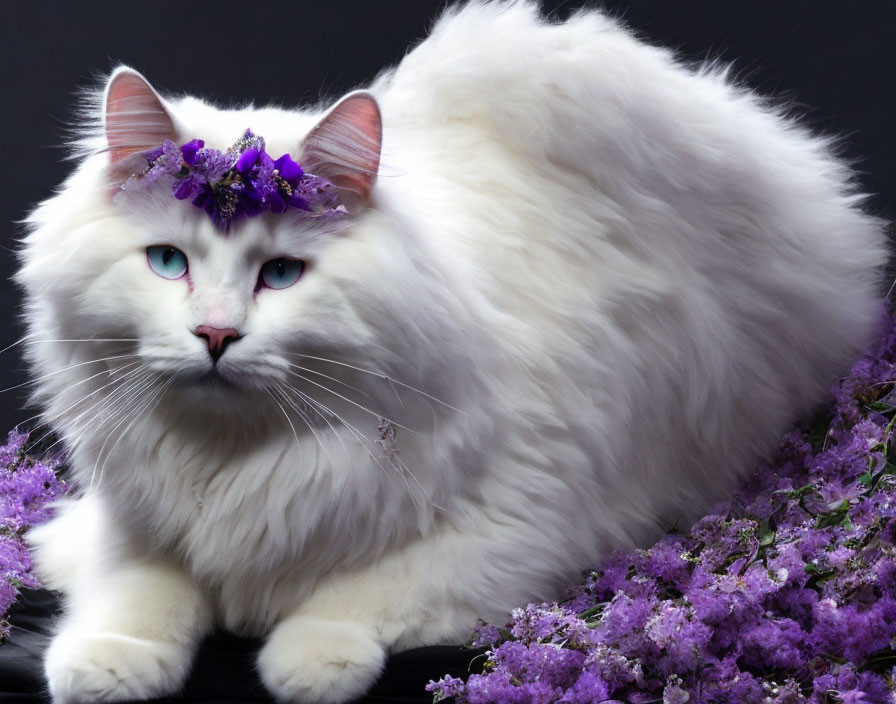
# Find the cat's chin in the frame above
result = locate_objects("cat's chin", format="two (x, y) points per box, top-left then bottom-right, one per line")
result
(175, 368), (265, 405)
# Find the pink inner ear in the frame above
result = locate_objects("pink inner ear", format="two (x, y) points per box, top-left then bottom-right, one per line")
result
(105, 71), (176, 164)
(334, 96), (382, 177)
(301, 93), (383, 201)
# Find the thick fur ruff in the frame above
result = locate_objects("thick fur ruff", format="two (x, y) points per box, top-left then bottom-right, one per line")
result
(20, 3), (886, 702)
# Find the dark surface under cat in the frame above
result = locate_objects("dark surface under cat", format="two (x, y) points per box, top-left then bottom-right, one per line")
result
(0, 590), (482, 704)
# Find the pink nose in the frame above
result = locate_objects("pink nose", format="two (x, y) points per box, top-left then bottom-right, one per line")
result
(194, 325), (241, 362)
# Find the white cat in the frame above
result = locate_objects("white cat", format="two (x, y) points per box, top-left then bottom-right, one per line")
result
(19, 2), (886, 703)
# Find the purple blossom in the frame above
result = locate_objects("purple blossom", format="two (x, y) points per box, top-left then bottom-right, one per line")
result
(0, 428), (27, 467)
(661, 677), (689, 704)
(427, 675), (467, 702)
(557, 670), (611, 703)
(0, 429), (68, 639)
(235, 145), (260, 174)
(194, 148), (232, 182)
(471, 621), (503, 649)
(180, 138), (204, 165)
(173, 176), (202, 201)
(274, 153), (303, 183)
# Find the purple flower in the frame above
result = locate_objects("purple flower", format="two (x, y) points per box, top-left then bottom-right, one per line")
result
(0, 428), (27, 467)
(173, 176), (202, 201)
(158, 140), (185, 176)
(235, 146), (260, 174)
(661, 677), (689, 704)
(0, 430), (69, 639)
(180, 139), (204, 166)
(274, 153), (304, 184)
(193, 148), (231, 182)
(558, 671), (611, 703)
(426, 675), (466, 702)
(471, 621), (502, 649)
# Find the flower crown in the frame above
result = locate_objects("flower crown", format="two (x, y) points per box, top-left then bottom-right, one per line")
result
(120, 129), (346, 231)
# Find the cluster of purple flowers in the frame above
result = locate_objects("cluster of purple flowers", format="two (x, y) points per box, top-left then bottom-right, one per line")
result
(429, 307), (896, 704)
(0, 429), (68, 639)
(121, 130), (346, 230)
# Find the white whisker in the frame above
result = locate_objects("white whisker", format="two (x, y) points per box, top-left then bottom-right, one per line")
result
(282, 383), (395, 485)
(281, 383), (429, 510)
(273, 387), (336, 471)
(24, 338), (140, 345)
(94, 376), (173, 490)
(0, 332), (39, 357)
(25, 361), (143, 447)
(285, 363), (377, 405)
(281, 383), (355, 471)
(59, 366), (149, 431)
(79, 371), (158, 488)
(266, 388), (304, 464)
(285, 369), (421, 436)
(0, 353), (142, 394)
(0, 332), (138, 360)
(287, 352), (466, 414)
(38, 367), (153, 456)
(87, 372), (163, 489)
(69, 369), (154, 445)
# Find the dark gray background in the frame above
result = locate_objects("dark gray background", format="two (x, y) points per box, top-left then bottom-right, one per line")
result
(1, 1), (894, 435)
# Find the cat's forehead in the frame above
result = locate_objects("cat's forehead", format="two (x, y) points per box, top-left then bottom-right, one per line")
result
(120, 183), (335, 258)
(169, 97), (320, 157)
(165, 203), (335, 256)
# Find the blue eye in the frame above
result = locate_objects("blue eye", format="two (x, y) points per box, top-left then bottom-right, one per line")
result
(146, 246), (188, 280)
(259, 258), (304, 290)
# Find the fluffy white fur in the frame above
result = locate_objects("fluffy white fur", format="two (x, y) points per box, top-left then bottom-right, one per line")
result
(19, 2), (887, 702)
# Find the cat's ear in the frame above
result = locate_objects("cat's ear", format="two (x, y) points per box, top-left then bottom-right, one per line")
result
(103, 67), (178, 165)
(300, 92), (382, 204)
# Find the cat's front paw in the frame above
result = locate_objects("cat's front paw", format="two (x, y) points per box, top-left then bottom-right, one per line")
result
(258, 617), (386, 704)
(45, 629), (191, 703)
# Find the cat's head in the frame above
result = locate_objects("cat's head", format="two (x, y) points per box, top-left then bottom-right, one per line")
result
(18, 68), (443, 420)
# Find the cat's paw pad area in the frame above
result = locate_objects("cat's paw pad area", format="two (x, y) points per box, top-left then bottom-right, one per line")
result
(45, 630), (190, 703)
(258, 617), (386, 704)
